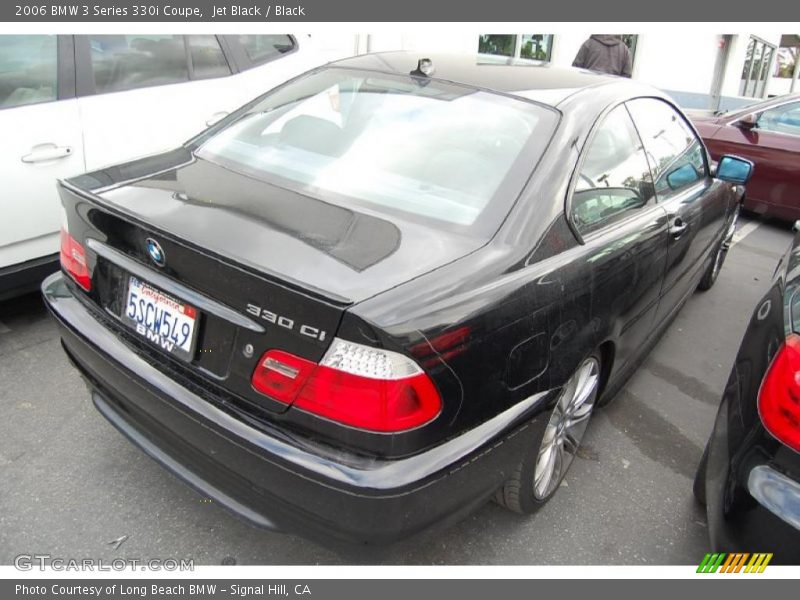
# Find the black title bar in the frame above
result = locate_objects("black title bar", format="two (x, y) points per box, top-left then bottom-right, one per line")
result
(3, 0), (799, 22)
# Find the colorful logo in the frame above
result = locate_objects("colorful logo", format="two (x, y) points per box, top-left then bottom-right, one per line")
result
(146, 238), (165, 267)
(697, 553), (773, 573)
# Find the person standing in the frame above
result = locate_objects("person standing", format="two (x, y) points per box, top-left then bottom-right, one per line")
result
(572, 35), (633, 78)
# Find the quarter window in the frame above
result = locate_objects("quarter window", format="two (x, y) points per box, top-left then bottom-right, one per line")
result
(88, 34), (189, 94)
(0, 35), (58, 109)
(757, 101), (800, 137)
(188, 35), (230, 80)
(237, 35), (296, 66)
(626, 98), (706, 197)
(571, 105), (654, 235)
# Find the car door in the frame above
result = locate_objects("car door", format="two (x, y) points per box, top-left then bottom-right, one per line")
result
(626, 97), (730, 327)
(0, 35), (85, 271)
(569, 103), (670, 371)
(74, 34), (238, 170)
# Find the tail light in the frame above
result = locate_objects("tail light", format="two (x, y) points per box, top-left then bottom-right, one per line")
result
(251, 339), (442, 432)
(60, 228), (91, 291)
(758, 333), (800, 452)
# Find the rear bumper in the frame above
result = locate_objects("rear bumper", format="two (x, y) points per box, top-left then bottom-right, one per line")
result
(705, 398), (800, 563)
(747, 465), (800, 532)
(43, 272), (543, 544)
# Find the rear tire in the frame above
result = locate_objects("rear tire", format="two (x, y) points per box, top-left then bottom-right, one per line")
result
(496, 353), (601, 514)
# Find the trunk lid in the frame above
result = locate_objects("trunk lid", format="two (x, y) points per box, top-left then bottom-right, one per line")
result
(60, 149), (483, 415)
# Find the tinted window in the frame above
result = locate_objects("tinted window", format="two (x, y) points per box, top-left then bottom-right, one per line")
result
(571, 104), (654, 235)
(626, 98), (706, 196)
(197, 68), (557, 234)
(187, 35), (230, 79)
(758, 101), (800, 136)
(0, 35), (57, 109)
(88, 35), (189, 94)
(238, 35), (295, 66)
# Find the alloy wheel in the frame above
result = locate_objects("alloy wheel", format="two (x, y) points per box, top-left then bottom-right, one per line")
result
(533, 357), (600, 500)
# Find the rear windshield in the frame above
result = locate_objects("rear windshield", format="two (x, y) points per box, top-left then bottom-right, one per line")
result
(197, 67), (558, 234)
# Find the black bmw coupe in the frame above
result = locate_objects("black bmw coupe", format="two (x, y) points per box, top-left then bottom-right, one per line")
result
(695, 223), (800, 563)
(44, 52), (752, 543)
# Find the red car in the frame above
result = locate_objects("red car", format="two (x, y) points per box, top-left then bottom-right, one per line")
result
(692, 93), (800, 221)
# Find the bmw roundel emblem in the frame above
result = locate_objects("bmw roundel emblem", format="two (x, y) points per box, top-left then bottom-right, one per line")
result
(145, 238), (166, 267)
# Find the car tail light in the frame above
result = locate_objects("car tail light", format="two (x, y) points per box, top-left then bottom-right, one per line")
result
(758, 333), (800, 453)
(60, 228), (91, 291)
(251, 339), (442, 432)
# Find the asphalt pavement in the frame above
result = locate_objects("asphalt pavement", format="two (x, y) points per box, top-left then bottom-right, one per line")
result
(0, 214), (793, 565)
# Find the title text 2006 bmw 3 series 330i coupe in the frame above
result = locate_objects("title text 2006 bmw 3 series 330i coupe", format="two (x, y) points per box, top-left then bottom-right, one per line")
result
(43, 52), (753, 544)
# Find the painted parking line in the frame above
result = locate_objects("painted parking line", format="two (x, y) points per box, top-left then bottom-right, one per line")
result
(730, 218), (762, 248)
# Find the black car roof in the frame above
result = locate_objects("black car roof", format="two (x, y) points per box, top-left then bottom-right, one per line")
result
(326, 51), (621, 104)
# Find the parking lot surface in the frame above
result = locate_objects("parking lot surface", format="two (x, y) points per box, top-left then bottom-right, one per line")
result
(0, 215), (793, 565)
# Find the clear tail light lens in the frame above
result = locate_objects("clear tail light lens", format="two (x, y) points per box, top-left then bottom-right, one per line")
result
(251, 339), (442, 432)
(758, 333), (800, 452)
(60, 228), (91, 291)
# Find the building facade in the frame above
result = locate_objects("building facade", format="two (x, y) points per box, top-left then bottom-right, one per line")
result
(311, 31), (799, 111)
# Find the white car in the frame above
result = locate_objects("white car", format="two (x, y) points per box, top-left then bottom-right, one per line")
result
(0, 33), (324, 299)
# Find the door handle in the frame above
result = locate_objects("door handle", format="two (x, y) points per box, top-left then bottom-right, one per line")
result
(669, 217), (688, 238)
(21, 143), (73, 164)
(205, 111), (229, 127)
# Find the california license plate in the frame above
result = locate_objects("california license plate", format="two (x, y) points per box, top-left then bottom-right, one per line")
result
(122, 276), (198, 361)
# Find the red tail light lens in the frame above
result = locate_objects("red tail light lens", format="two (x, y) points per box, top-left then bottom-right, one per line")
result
(60, 228), (91, 291)
(251, 340), (442, 432)
(251, 350), (316, 403)
(758, 333), (800, 452)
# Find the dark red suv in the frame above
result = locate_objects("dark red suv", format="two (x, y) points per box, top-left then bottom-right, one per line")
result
(692, 94), (800, 221)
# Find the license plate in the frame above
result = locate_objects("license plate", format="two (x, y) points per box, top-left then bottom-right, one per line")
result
(122, 276), (198, 361)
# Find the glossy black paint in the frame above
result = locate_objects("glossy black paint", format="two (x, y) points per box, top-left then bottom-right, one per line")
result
(699, 230), (800, 563)
(45, 53), (740, 542)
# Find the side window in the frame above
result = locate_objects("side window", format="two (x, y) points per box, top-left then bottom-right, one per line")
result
(626, 98), (707, 197)
(0, 35), (58, 109)
(758, 102), (800, 137)
(571, 104), (654, 235)
(237, 35), (296, 67)
(88, 35), (189, 94)
(187, 35), (230, 80)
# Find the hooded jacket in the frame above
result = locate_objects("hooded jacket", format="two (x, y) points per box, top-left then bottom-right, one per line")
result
(572, 35), (633, 78)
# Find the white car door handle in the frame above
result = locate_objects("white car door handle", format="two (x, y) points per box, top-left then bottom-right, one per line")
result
(21, 143), (73, 163)
(206, 111), (229, 127)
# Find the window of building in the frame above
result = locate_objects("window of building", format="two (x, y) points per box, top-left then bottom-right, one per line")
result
(740, 36), (777, 98)
(621, 34), (639, 63)
(0, 35), (58, 109)
(774, 35), (799, 79)
(478, 35), (554, 62)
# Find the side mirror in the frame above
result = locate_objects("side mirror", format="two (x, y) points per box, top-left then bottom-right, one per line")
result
(736, 113), (758, 130)
(716, 154), (754, 185)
